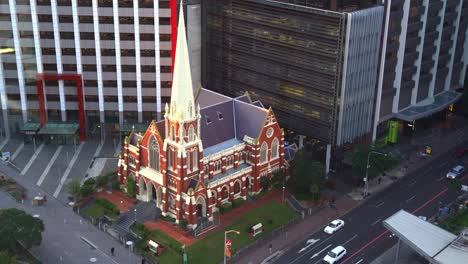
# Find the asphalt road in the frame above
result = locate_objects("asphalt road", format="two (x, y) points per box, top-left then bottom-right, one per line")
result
(275, 148), (468, 264)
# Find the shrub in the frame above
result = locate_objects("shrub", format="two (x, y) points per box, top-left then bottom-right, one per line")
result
(161, 215), (176, 223)
(80, 184), (94, 197)
(126, 176), (136, 198)
(178, 218), (188, 231)
(232, 198), (245, 209)
(95, 198), (118, 213)
(10, 190), (22, 202)
(133, 222), (150, 239)
(95, 175), (108, 187)
(83, 178), (96, 187)
(219, 203), (232, 214)
(111, 179), (120, 191)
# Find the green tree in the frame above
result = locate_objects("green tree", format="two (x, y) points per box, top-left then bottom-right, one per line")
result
(352, 144), (398, 180)
(309, 184), (321, 201)
(95, 175), (108, 187)
(0, 209), (44, 252)
(288, 150), (324, 194)
(80, 184), (94, 197)
(66, 179), (81, 201)
(260, 176), (271, 191)
(0, 251), (16, 264)
(126, 176), (136, 198)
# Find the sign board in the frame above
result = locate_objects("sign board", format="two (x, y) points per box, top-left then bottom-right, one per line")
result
(226, 239), (231, 246)
(462, 185), (468, 192)
(2, 152), (10, 161)
(387, 121), (398, 144)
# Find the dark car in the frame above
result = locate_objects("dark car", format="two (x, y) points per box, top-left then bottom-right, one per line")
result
(453, 147), (468, 158)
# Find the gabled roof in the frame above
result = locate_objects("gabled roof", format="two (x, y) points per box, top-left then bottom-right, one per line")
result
(234, 99), (268, 140)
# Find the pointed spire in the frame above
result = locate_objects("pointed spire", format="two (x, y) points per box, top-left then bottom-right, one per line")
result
(169, 0), (195, 121)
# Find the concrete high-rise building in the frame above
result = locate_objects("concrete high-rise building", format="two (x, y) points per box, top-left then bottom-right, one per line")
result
(373, 0), (468, 139)
(0, 0), (202, 138)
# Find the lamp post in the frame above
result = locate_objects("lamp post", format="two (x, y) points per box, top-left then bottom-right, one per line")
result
(134, 208), (137, 222)
(224, 230), (240, 264)
(364, 151), (388, 197)
(282, 184), (285, 204)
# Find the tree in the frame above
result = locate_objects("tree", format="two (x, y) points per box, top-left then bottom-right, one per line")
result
(80, 184), (94, 197)
(0, 209), (44, 252)
(0, 251), (16, 264)
(126, 176), (136, 198)
(309, 184), (321, 201)
(352, 144), (398, 180)
(66, 179), (81, 201)
(288, 150), (324, 193)
(95, 175), (108, 187)
(260, 177), (271, 191)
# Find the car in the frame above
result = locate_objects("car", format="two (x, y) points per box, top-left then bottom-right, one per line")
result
(453, 147), (468, 158)
(323, 245), (347, 264)
(446, 165), (465, 179)
(324, 219), (345, 234)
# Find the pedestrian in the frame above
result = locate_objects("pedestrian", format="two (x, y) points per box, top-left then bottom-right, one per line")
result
(141, 258), (146, 264)
(378, 177), (382, 185)
(79, 219), (82, 225)
(64, 218), (67, 224)
(111, 247), (115, 256)
(269, 243), (272, 254)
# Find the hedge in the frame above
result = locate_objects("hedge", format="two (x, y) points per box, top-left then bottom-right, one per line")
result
(219, 203), (232, 214)
(232, 198), (245, 209)
(95, 198), (120, 215)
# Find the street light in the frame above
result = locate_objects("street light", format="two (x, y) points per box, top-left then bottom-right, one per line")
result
(364, 151), (388, 197)
(282, 184), (285, 204)
(134, 208), (137, 222)
(224, 230), (240, 264)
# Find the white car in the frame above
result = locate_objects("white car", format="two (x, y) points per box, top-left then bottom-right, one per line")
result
(323, 246), (347, 264)
(324, 219), (345, 234)
(446, 165), (464, 179)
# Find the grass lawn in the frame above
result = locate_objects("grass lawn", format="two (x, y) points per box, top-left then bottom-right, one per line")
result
(138, 230), (184, 263)
(82, 203), (118, 219)
(186, 201), (297, 264)
(441, 208), (468, 234)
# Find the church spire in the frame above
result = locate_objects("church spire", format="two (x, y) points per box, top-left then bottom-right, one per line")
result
(169, 0), (195, 121)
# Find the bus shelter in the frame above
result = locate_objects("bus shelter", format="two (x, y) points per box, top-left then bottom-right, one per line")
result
(38, 123), (79, 145)
(20, 122), (41, 144)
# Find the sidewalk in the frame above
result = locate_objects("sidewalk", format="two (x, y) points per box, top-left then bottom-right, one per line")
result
(0, 163), (141, 264)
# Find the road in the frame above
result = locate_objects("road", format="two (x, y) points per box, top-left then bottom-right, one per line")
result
(275, 148), (468, 264)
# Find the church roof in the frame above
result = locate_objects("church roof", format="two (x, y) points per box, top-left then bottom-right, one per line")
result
(196, 88), (268, 149)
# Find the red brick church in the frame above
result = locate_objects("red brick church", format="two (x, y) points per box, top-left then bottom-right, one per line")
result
(117, 4), (286, 229)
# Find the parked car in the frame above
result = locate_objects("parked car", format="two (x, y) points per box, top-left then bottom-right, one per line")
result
(446, 165), (465, 179)
(324, 219), (345, 234)
(323, 246), (347, 264)
(453, 147), (468, 158)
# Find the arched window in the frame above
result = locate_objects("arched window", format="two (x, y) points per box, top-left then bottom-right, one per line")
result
(188, 125), (195, 141)
(187, 152), (191, 172)
(234, 181), (241, 194)
(149, 136), (160, 171)
(260, 142), (268, 163)
(167, 147), (173, 170)
(193, 149), (198, 170)
(271, 138), (279, 160)
(171, 125), (175, 141)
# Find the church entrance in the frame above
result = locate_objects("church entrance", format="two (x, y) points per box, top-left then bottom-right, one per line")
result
(196, 196), (206, 218)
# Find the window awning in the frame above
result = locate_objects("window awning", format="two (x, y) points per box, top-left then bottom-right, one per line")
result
(38, 123), (79, 135)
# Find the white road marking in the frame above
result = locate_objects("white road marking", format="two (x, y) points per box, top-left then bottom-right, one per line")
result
(310, 244), (332, 259)
(375, 201), (384, 208)
(289, 235), (335, 264)
(437, 176), (446, 181)
(20, 143), (45, 175)
(371, 219), (381, 226)
(355, 259), (364, 264)
(11, 142), (24, 161)
(298, 239), (320, 253)
(437, 160), (449, 168)
(37, 146), (63, 186)
(408, 180), (417, 187)
(343, 234), (358, 245)
(406, 195), (416, 203)
(53, 143), (84, 197)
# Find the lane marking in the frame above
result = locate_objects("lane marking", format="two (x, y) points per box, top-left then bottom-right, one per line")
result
(289, 234), (335, 264)
(355, 259), (364, 264)
(408, 180), (417, 187)
(343, 234), (358, 245)
(11, 142), (24, 161)
(437, 176), (446, 181)
(53, 143), (84, 197)
(375, 201), (384, 208)
(371, 219), (381, 226)
(310, 244), (332, 259)
(298, 239), (320, 253)
(406, 195), (416, 203)
(20, 143), (45, 175)
(37, 146), (63, 186)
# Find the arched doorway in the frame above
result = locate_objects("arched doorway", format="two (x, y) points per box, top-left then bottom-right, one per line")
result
(138, 176), (148, 200)
(196, 196), (207, 218)
(221, 185), (229, 200)
(156, 187), (162, 208)
(233, 180), (241, 195)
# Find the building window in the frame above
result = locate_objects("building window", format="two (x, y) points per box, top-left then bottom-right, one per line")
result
(204, 164), (209, 176)
(205, 115), (212, 124)
(187, 152), (191, 172)
(271, 138), (279, 160)
(217, 111), (223, 120)
(149, 136), (160, 171)
(260, 142), (268, 163)
(234, 181), (241, 194)
(193, 149), (198, 170)
(188, 125), (195, 141)
(128, 155), (136, 166)
(171, 125), (175, 141)
(167, 147), (173, 171)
